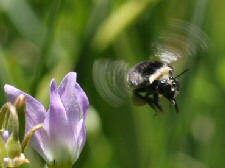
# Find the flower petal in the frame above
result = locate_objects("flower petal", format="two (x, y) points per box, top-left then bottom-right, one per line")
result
(4, 85), (46, 131)
(44, 80), (76, 163)
(4, 84), (47, 160)
(75, 82), (89, 120)
(58, 72), (80, 128)
(29, 128), (50, 162)
(58, 72), (89, 127)
(74, 119), (87, 160)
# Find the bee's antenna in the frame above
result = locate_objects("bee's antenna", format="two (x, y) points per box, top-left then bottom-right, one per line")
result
(176, 69), (190, 78)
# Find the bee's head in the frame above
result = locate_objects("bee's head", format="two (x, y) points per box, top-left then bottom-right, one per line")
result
(158, 69), (189, 112)
(158, 77), (180, 100)
(158, 77), (179, 112)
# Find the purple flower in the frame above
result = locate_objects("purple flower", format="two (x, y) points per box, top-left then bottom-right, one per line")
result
(4, 72), (89, 167)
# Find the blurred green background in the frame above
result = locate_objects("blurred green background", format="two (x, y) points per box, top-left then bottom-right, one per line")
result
(0, 0), (225, 167)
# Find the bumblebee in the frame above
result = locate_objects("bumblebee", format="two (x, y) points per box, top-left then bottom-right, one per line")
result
(128, 61), (189, 112)
(93, 20), (206, 113)
(93, 58), (189, 113)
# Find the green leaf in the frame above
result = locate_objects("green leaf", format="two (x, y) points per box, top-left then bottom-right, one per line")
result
(92, 0), (158, 51)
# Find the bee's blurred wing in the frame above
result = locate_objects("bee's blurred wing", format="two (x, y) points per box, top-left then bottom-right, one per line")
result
(93, 59), (131, 107)
(152, 19), (208, 63)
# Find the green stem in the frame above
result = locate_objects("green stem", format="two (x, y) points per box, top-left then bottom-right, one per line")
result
(30, 0), (63, 96)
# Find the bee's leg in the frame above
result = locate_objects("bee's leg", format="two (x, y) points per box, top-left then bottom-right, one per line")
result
(133, 89), (158, 113)
(151, 83), (163, 113)
(145, 96), (159, 116)
(171, 99), (179, 113)
(143, 92), (158, 115)
(153, 93), (163, 112)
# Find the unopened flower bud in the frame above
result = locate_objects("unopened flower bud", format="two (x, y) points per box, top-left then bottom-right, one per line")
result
(0, 96), (32, 167)
(0, 103), (10, 131)
(7, 104), (19, 141)
(14, 95), (26, 143)
(5, 133), (22, 159)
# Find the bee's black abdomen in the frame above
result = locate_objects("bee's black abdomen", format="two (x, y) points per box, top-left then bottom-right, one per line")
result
(133, 61), (164, 75)
(127, 61), (164, 88)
